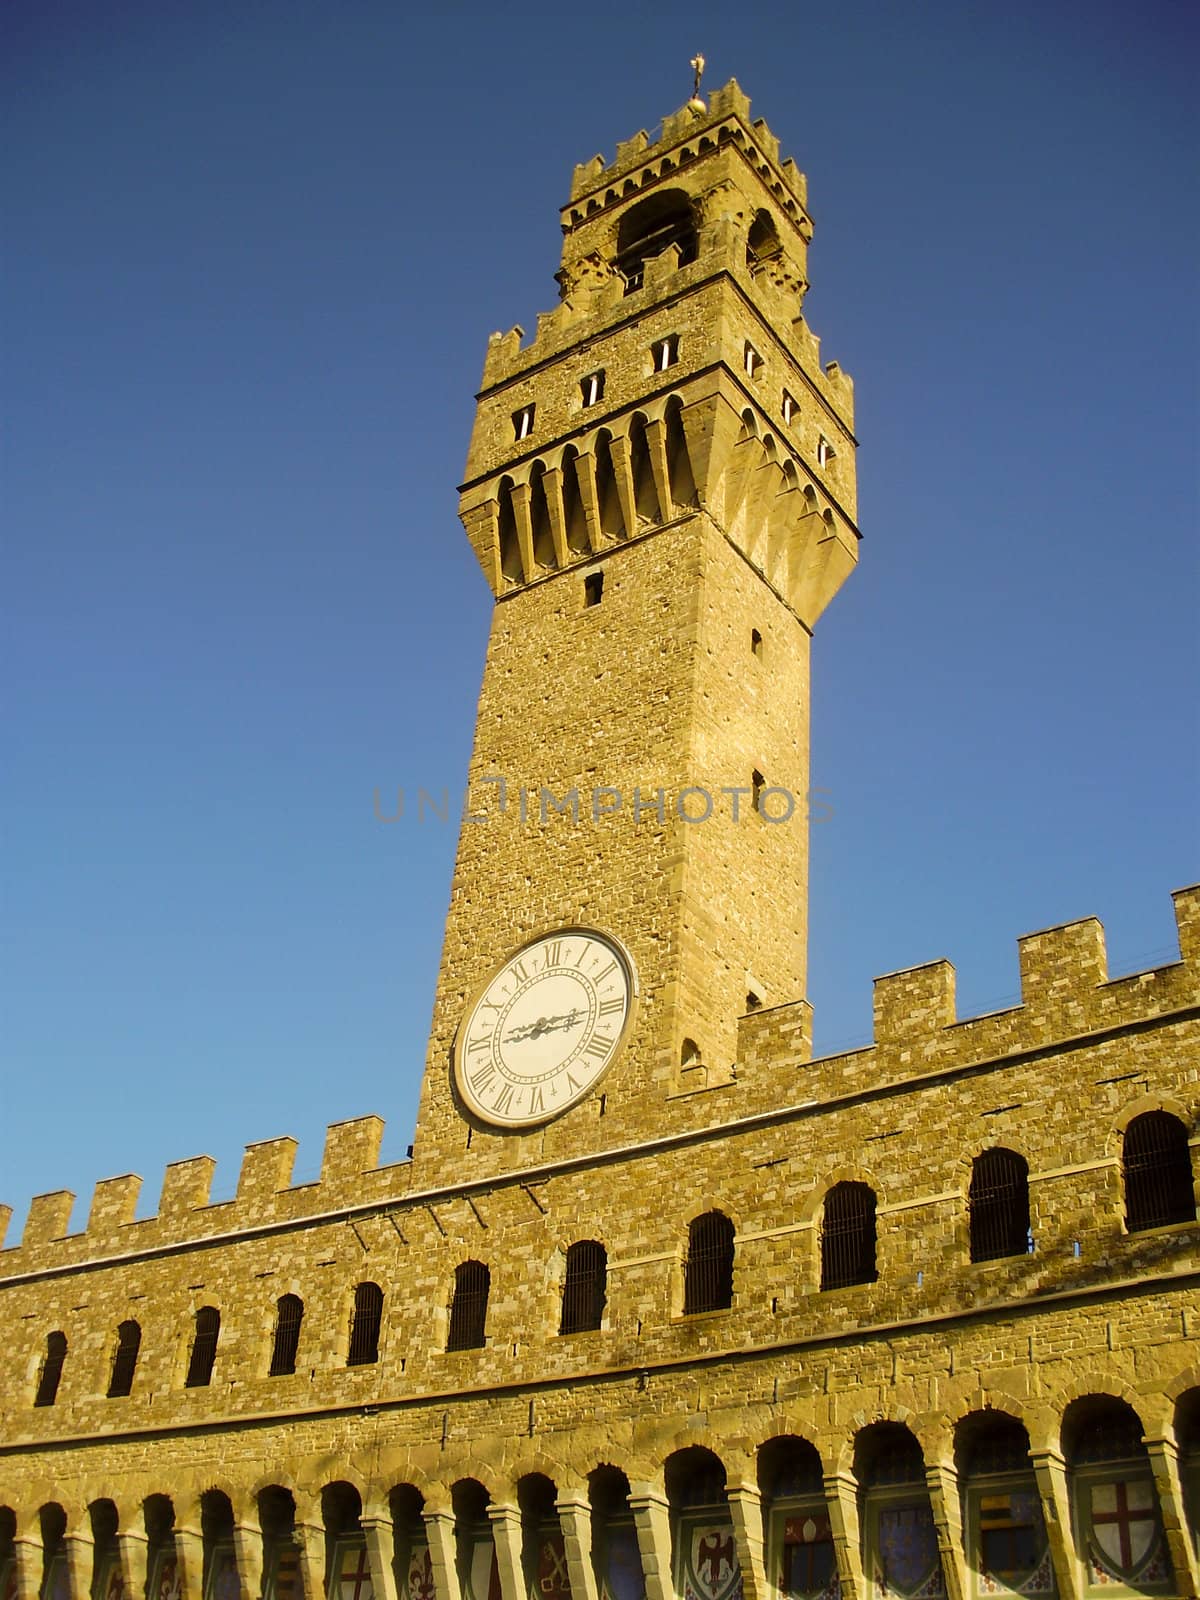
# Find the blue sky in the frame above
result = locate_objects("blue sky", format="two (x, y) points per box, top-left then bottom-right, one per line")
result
(3, 0), (1197, 1237)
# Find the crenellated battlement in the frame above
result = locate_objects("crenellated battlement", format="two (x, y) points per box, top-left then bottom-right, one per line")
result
(566, 81), (807, 213)
(739, 884), (1200, 1093)
(4, 886), (1194, 1274)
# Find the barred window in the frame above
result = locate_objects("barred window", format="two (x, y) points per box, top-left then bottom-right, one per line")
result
(185, 1307), (220, 1388)
(820, 1182), (877, 1290)
(561, 1240), (607, 1334)
(107, 1319), (141, 1398)
(269, 1294), (304, 1377)
(1123, 1111), (1195, 1231)
(347, 1282), (383, 1366)
(34, 1330), (67, 1407)
(969, 1148), (1031, 1262)
(683, 1210), (734, 1315)
(447, 1260), (490, 1351)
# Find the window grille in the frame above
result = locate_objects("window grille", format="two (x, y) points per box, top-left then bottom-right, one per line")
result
(185, 1307), (220, 1387)
(969, 1148), (1031, 1261)
(107, 1319), (141, 1398)
(1071, 1405), (1146, 1464)
(1123, 1111), (1195, 1231)
(820, 1182), (877, 1290)
(34, 1331), (67, 1407)
(683, 1211), (734, 1314)
(269, 1294), (304, 1377)
(861, 1427), (925, 1487)
(347, 1282), (383, 1366)
(560, 1240), (607, 1334)
(447, 1260), (490, 1351)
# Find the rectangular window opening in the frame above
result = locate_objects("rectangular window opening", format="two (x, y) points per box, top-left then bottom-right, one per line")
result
(652, 335), (680, 373)
(782, 390), (797, 425)
(513, 405), (536, 442)
(744, 341), (764, 378)
(581, 370), (605, 407)
(817, 433), (836, 468)
(584, 572), (604, 608)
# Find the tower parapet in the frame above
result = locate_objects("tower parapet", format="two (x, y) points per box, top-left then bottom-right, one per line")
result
(3, 887), (1194, 1268)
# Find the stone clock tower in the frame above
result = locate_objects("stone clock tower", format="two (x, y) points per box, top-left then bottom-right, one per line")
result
(411, 80), (859, 1184)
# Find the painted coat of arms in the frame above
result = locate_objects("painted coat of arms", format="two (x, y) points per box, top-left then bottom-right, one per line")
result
(679, 1521), (742, 1600)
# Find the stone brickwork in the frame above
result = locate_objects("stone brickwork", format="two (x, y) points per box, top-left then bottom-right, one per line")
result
(2, 79), (1197, 1600)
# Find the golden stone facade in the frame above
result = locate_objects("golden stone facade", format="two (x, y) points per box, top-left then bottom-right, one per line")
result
(2, 80), (1197, 1600)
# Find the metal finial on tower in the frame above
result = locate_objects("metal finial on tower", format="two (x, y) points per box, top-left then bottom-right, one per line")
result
(688, 54), (707, 113)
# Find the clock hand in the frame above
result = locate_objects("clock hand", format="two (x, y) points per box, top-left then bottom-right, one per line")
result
(503, 1009), (585, 1044)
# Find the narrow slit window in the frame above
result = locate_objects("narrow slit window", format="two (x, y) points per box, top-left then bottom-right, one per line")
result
(652, 335), (680, 372)
(447, 1260), (490, 1351)
(269, 1293), (304, 1377)
(781, 390), (798, 426)
(513, 405), (536, 442)
(34, 1331), (67, 1407)
(185, 1307), (220, 1388)
(560, 1240), (607, 1334)
(584, 572), (604, 608)
(817, 434), (836, 469)
(581, 370), (606, 407)
(347, 1281), (383, 1366)
(744, 341), (764, 378)
(107, 1319), (142, 1398)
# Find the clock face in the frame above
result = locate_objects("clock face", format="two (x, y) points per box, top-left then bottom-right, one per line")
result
(454, 928), (635, 1128)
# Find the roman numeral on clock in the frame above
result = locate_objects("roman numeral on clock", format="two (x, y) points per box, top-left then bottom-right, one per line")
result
(469, 1062), (496, 1093)
(541, 940), (564, 970)
(599, 997), (623, 1016)
(492, 1083), (515, 1116)
(583, 1032), (614, 1060)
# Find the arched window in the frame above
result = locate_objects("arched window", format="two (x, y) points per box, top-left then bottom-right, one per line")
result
(746, 209), (782, 270)
(820, 1182), (877, 1290)
(269, 1293), (304, 1377)
(969, 1148), (1031, 1261)
(33, 1330), (67, 1407)
(758, 1436), (832, 1600)
(347, 1282), (383, 1366)
(614, 190), (698, 292)
(561, 1240), (607, 1334)
(447, 1261), (490, 1351)
(1123, 1111), (1195, 1231)
(185, 1306), (220, 1387)
(956, 1411), (1050, 1594)
(107, 1319), (141, 1398)
(683, 1210), (734, 1314)
(1064, 1395), (1173, 1592)
(855, 1425), (944, 1599)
